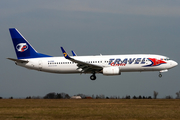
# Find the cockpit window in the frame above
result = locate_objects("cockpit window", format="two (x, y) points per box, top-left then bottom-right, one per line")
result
(163, 58), (170, 61)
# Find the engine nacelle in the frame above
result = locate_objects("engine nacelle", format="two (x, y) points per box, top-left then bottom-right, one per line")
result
(103, 67), (121, 75)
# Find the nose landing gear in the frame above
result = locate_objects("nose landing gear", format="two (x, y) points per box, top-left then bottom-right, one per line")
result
(159, 73), (162, 78)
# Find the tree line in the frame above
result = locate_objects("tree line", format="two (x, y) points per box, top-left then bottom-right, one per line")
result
(1, 91), (180, 99)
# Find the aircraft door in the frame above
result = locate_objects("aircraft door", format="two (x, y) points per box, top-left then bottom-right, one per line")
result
(38, 60), (43, 70)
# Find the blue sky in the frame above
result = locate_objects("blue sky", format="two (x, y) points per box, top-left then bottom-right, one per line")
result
(1, 0), (180, 98)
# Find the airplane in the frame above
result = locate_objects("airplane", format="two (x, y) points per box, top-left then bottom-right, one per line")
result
(8, 28), (178, 80)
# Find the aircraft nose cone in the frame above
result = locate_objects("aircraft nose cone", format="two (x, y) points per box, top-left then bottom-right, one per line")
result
(175, 61), (178, 66)
(172, 61), (178, 67)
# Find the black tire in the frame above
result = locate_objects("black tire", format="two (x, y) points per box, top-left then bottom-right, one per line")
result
(90, 75), (96, 80)
(159, 74), (162, 78)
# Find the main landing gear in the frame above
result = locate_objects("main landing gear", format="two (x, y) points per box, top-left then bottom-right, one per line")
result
(159, 72), (162, 78)
(90, 73), (96, 80)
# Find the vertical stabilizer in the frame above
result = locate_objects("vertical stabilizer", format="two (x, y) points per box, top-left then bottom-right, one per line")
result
(9, 28), (51, 59)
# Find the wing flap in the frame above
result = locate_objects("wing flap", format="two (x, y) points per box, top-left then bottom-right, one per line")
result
(69, 57), (102, 73)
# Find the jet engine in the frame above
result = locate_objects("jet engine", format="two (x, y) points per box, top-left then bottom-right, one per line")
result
(103, 67), (121, 75)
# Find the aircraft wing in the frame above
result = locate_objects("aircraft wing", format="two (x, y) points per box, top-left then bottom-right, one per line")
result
(61, 47), (103, 73)
(7, 58), (29, 63)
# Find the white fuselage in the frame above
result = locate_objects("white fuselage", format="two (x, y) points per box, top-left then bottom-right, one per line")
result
(16, 54), (177, 74)
(8, 28), (178, 80)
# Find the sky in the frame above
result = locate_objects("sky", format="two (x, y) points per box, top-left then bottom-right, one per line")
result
(1, 0), (180, 98)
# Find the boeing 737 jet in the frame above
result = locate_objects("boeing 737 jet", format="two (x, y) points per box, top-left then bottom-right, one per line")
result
(8, 28), (178, 80)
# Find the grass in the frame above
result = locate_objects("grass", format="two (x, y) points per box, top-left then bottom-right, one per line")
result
(0, 99), (180, 120)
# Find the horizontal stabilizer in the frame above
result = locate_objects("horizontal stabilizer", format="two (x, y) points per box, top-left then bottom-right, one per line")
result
(7, 58), (29, 63)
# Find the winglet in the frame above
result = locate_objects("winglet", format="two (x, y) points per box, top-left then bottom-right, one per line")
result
(60, 47), (71, 59)
(71, 50), (77, 56)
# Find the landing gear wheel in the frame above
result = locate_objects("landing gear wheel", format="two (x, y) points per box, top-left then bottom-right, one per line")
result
(90, 75), (96, 80)
(159, 73), (162, 78)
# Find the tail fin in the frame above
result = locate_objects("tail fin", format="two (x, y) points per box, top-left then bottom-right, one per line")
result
(9, 28), (52, 59)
